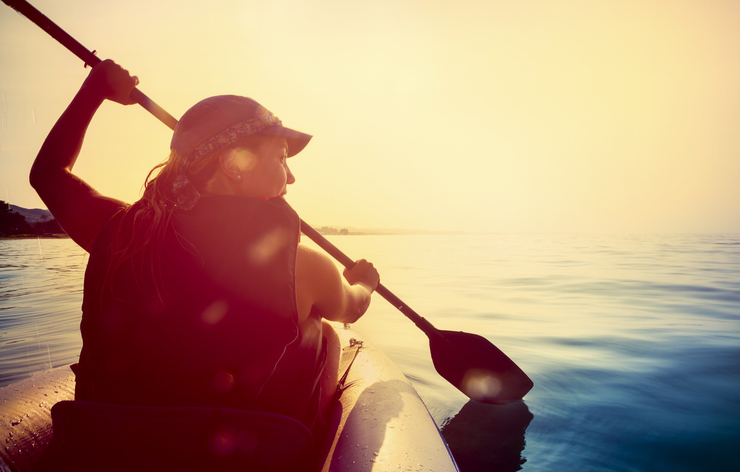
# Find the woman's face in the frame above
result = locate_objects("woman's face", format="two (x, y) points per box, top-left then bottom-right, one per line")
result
(234, 137), (295, 199)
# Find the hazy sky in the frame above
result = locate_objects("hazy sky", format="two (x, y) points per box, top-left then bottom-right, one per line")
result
(1, 0), (738, 233)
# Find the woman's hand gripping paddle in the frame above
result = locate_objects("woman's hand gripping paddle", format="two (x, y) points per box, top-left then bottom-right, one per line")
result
(300, 222), (533, 404)
(2, 0), (178, 130)
(4, 0), (533, 405)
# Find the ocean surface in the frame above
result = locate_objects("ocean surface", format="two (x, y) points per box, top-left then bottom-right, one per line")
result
(1, 234), (739, 471)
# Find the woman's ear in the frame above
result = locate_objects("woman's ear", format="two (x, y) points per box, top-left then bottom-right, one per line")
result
(219, 147), (258, 182)
(218, 148), (241, 182)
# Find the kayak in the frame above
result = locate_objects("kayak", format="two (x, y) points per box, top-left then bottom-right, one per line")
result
(0, 324), (459, 471)
(321, 326), (459, 472)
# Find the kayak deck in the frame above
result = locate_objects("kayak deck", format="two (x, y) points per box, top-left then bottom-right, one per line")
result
(0, 367), (74, 471)
(322, 325), (458, 471)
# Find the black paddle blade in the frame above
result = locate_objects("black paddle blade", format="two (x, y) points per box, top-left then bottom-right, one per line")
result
(429, 330), (533, 405)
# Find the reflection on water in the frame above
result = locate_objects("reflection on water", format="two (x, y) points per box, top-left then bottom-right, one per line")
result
(2, 234), (739, 471)
(442, 401), (533, 472)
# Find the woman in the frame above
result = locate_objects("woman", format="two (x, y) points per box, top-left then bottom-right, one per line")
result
(30, 60), (379, 433)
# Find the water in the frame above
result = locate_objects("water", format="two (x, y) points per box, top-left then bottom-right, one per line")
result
(1, 234), (739, 471)
(0, 238), (87, 386)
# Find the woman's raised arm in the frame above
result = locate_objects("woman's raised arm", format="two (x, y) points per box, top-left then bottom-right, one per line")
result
(30, 60), (138, 251)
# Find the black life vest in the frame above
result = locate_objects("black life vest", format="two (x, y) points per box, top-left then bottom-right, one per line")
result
(74, 196), (324, 429)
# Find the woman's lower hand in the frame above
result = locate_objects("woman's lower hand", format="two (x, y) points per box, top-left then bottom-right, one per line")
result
(343, 259), (380, 292)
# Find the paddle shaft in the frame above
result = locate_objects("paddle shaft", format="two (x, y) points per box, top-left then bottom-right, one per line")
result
(2, 0), (178, 130)
(300, 222), (441, 339)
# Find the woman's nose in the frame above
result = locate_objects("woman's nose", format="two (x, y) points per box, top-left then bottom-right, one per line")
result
(286, 164), (296, 185)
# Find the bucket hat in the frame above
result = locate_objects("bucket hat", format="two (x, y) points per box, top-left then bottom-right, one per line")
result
(170, 95), (311, 209)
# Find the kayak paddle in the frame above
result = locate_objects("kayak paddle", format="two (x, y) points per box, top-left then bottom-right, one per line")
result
(300, 223), (533, 404)
(4, 0), (533, 404)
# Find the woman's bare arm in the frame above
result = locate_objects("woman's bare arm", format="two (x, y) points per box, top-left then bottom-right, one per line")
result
(29, 60), (138, 251)
(295, 244), (379, 324)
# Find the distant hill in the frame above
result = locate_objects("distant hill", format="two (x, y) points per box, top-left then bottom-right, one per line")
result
(9, 205), (53, 224)
(1, 203), (62, 237)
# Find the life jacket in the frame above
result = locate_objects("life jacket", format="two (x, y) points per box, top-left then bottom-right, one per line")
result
(74, 196), (324, 429)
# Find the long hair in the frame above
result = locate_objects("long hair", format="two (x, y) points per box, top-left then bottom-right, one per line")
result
(104, 148), (213, 301)
(104, 134), (272, 301)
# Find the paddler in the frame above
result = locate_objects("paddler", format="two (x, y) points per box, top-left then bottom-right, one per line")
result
(29, 60), (379, 433)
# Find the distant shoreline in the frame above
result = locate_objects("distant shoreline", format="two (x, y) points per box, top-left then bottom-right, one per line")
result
(4, 205), (453, 237)
(315, 225), (463, 236)
(0, 231), (461, 240)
